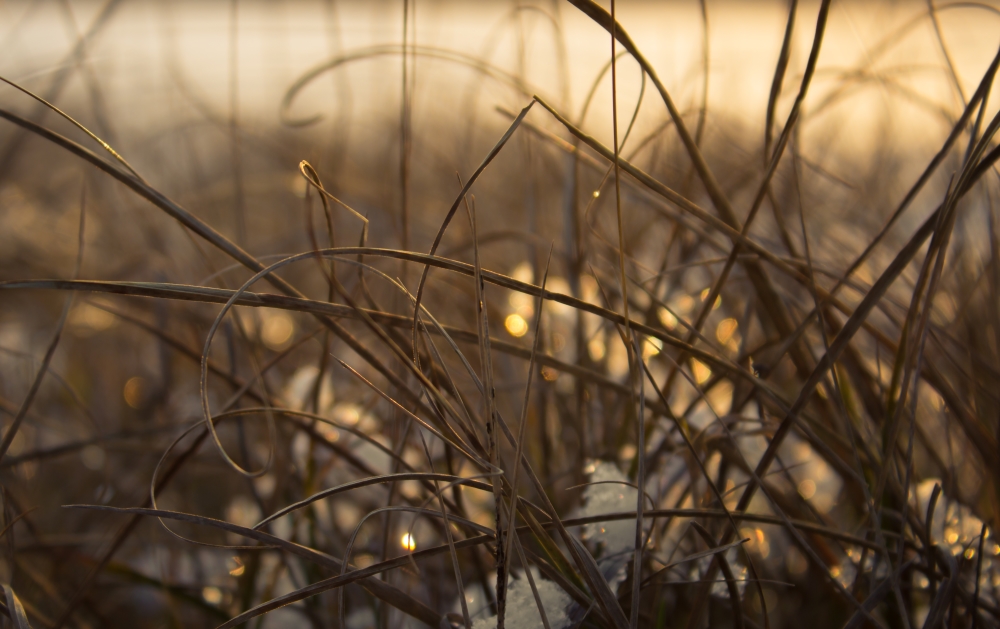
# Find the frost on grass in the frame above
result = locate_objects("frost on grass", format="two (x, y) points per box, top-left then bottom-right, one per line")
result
(472, 462), (641, 629)
(470, 569), (572, 629)
(580, 461), (644, 591)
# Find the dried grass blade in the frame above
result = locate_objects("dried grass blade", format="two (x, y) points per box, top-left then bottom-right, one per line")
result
(0, 75), (143, 181)
(0, 298), (70, 465)
(501, 246), (552, 623)
(1, 585), (32, 629)
(764, 0), (798, 159)
(411, 99), (535, 361)
(465, 192), (508, 625)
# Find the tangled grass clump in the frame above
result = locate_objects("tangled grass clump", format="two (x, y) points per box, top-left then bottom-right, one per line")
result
(2, 0), (1000, 627)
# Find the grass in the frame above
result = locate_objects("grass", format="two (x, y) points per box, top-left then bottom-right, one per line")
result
(1, 0), (1000, 627)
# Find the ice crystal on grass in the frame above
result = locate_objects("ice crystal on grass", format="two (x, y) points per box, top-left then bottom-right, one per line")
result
(473, 463), (640, 629)
(580, 461), (643, 591)
(471, 570), (572, 629)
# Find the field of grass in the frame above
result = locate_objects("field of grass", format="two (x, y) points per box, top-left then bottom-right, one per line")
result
(2, 0), (1000, 627)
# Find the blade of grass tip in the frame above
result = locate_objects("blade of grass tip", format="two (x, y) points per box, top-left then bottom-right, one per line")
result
(764, 0), (798, 161)
(0, 75), (145, 182)
(410, 99), (535, 365)
(1, 585), (32, 629)
(694, 0), (709, 147)
(301, 168), (336, 308)
(501, 246), (553, 613)
(300, 161), (377, 312)
(299, 160), (370, 229)
(690, 523), (744, 629)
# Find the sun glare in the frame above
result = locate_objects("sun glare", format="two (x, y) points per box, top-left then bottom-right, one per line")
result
(505, 313), (529, 337)
(400, 533), (416, 552)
